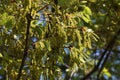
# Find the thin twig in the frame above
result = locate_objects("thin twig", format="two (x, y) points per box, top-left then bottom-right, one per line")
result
(36, 4), (49, 12)
(16, 13), (32, 80)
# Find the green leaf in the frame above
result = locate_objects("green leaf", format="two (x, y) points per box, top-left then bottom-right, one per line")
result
(0, 53), (3, 57)
(103, 68), (111, 78)
(84, 6), (92, 15)
(36, 27), (43, 35)
(5, 19), (12, 29)
(80, 57), (85, 63)
(84, 13), (90, 20)
(81, 14), (90, 23)
(44, 40), (51, 51)
(0, 13), (8, 25)
(78, 21), (84, 27)
(88, 36), (91, 48)
(91, 32), (99, 41)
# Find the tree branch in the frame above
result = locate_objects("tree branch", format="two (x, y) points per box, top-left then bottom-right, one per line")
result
(96, 29), (120, 79)
(16, 13), (32, 80)
(81, 29), (120, 80)
(36, 4), (49, 12)
(96, 50), (111, 79)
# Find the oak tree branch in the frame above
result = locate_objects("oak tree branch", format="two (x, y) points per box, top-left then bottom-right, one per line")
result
(81, 29), (120, 80)
(16, 13), (32, 80)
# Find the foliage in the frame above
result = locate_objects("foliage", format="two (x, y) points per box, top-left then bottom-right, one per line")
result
(0, 0), (120, 80)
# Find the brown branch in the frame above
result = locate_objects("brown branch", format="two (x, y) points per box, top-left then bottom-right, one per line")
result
(36, 0), (58, 13)
(81, 29), (120, 80)
(96, 29), (120, 79)
(36, 4), (49, 12)
(16, 13), (32, 80)
(96, 50), (111, 79)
